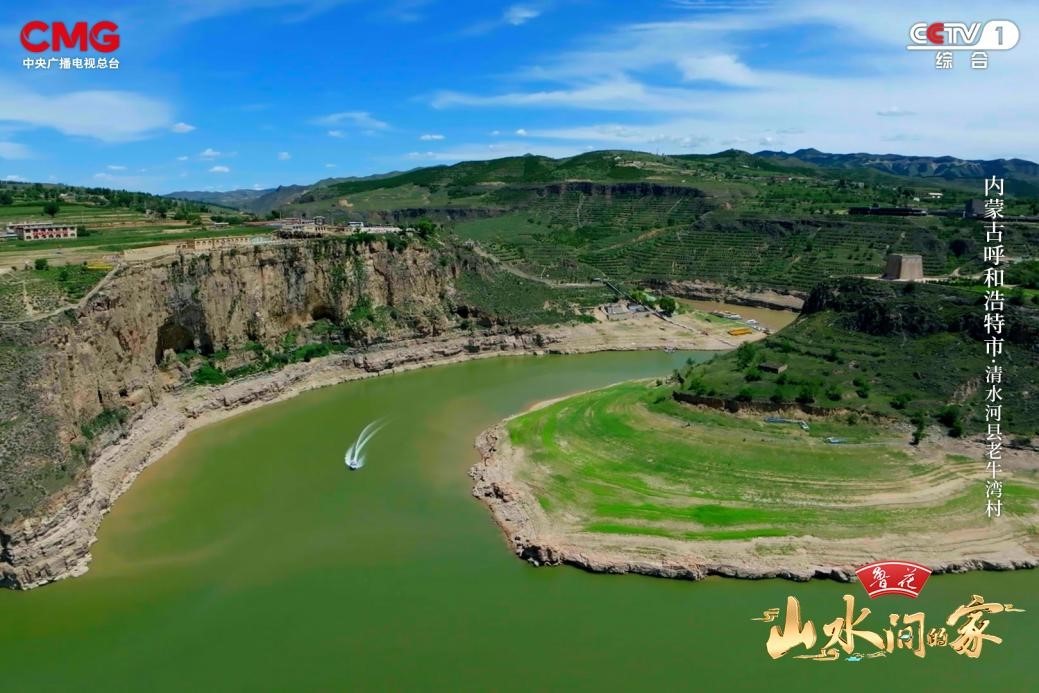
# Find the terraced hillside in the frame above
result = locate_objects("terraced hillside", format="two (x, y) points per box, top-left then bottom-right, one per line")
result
(0, 265), (110, 321)
(258, 149), (1039, 220)
(156, 149), (1039, 293)
(459, 207), (1039, 290)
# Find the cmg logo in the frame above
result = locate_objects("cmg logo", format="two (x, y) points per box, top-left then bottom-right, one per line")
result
(20, 21), (120, 53)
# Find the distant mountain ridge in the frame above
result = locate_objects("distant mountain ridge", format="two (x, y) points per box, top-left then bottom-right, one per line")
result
(165, 170), (411, 213)
(164, 148), (1039, 213)
(754, 148), (1039, 193)
(166, 188), (272, 206)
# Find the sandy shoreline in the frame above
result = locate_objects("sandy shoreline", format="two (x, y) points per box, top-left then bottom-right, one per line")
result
(0, 314), (739, 590)
(470, 412), (1039, 584)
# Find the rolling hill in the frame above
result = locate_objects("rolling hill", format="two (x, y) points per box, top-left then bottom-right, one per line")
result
(755, 148), (1039, 195)
(161, 148), (1039, 292)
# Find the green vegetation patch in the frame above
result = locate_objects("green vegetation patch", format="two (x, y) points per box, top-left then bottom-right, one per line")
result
(454, 258), (610, 327)
(507, 379), (1037, 545)
(0, 265), (109, 321)
(679, 278), (1039, 436)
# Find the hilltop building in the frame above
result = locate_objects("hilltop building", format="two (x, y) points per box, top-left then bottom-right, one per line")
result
(179, 235), (274, 252)
(344, 221), (401, 234)
(882, 253), (924, 281)
(278, 217), (316, 233)
(4, 221), (78, 241)
(964, 199), (986, 219)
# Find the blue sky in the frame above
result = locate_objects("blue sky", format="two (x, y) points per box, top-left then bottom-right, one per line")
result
(0, 0), (1036, 193)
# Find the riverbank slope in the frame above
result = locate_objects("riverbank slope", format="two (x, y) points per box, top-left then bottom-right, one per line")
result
(471, 383), (1039, 582)
(1, 304), (748, 589)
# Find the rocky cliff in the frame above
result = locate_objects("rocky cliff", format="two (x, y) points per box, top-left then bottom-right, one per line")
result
(0, 238), (464, 585)
(648, 279), (805, 311)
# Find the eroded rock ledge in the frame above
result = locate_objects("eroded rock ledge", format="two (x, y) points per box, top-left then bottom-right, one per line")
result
(470, 424), (1038, 583)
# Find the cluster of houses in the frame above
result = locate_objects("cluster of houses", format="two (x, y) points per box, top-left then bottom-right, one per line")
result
(274, 217), (402, 236)
(1, 221), (78, 242)
(601, 301), (652, 320)
(177, 235), (276, 252)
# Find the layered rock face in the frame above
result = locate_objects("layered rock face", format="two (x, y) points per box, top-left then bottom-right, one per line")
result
(649, 279), (805, 311)
(0, 239), (460, 585)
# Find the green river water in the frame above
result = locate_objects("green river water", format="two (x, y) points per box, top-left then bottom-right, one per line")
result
(0, 352), (1034, 691)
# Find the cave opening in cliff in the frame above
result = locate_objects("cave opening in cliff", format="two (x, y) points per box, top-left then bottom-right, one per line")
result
(155, 322), (199, 364)
(310, 304), (336, 322)
(155, 322), (194, 363)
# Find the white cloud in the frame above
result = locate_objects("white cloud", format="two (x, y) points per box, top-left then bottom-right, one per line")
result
(325, 163), (337, 168)
(176, 155), (189, 161)
(876, 106), (916, 117)
(106, 164), (127, 171)
(4, 174), (25, 181)
(379, 0), (434, 22)
(504, 4), (541, 25)
(462, 3), (545, 35)
(169, 0), (362, 24)
(91, 171), (158, 189)
(277, 151), (291, 160)
(678, 54), (758, 86)
(515, 128), (528, 136)
(327, 130), (345, 138)
(0, 142), (30, 159)
(209, 165), (230, 173)
(433, 78), (706, 112)
(428, 2), (1039, 160)
(0, 81), (171, 142)
(489, 129), (501, 136)
(171, 122), (196, 133)
(528, 123), (710, 150)
(419, 133), (445, 141)
(199, 148), (221, 158)
(313, 111), (389, 130)
(403, 141), (587, 163)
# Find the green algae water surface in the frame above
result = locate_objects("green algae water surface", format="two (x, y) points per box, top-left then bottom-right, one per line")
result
(0, 352), (1034, 691)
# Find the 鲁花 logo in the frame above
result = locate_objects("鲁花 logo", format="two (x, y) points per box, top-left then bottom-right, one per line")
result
(856, 561), (932, 599)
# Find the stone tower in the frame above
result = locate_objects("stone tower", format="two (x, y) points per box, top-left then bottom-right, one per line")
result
(883, 254), (924, 281)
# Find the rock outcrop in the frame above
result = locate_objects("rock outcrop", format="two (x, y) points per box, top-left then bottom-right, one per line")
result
(649, 279), (805, 311)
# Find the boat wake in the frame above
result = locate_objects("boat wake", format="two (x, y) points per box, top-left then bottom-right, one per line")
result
(344, 419), (386, 471)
